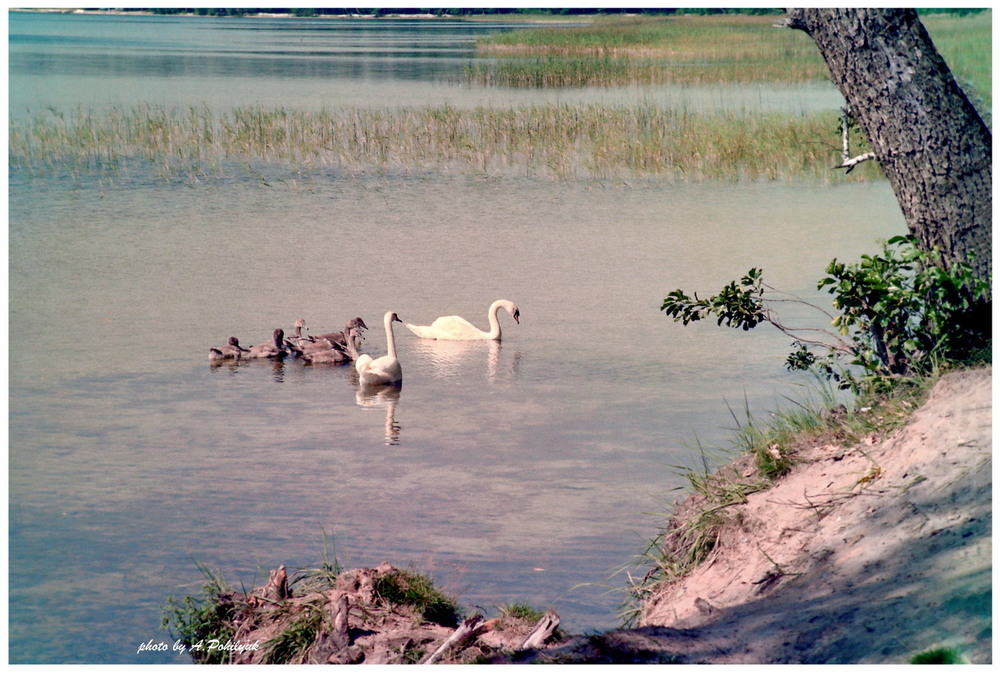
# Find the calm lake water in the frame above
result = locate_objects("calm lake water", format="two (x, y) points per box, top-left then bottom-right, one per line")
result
(8, 10), (846, 118)
(8, 11), (906, 664)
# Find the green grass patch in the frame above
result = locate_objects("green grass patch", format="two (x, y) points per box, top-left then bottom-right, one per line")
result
(261, 601), (327, 664)
(161, 563), (242, 664)
(372, 567), (463, 628)
(498, 602), (546, 622)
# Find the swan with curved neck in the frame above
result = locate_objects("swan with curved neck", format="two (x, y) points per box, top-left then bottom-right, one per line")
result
(355, 311), (403, 385)
(405, 299), (520, 341)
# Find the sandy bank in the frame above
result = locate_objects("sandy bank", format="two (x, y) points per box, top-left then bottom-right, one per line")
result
(526, 367), (991, 664)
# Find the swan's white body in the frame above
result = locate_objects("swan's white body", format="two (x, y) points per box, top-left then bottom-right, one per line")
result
(356, 312), (403, 385)
(405, 299), (520, 341)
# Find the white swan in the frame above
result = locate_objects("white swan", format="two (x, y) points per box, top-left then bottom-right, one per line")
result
(355, 311), (403, 386)
(405, 299), (520, 341)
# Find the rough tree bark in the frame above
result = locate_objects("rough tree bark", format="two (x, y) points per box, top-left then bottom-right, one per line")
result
(785, 8), (992, 281)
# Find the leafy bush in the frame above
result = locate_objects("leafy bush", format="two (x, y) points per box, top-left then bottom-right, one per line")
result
(662, 236), (991, 394)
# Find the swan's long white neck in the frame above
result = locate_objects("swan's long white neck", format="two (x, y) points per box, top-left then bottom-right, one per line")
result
(383, 312), (398, 358)
(486, 300), (506, 339)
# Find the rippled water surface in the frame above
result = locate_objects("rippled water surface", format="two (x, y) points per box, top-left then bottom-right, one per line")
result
(8, 12), (907, 664)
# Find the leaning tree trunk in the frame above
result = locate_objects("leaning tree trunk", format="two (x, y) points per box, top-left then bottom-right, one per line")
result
(786, 8), (992, 281)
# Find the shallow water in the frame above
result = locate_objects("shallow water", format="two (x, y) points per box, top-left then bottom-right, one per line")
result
(8, 12), (907, 665)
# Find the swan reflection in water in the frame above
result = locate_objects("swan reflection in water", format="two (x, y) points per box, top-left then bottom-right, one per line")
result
(355, 383), (402, 446)
(410, 339), (521, 381)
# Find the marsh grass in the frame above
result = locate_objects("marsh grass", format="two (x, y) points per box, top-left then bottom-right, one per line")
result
(472, 12), (991, 108)
(10, 104), (871, 182)
(474, 15), (829, 87)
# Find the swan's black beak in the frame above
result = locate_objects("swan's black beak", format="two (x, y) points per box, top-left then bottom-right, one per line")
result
(513, 310), (520, 324)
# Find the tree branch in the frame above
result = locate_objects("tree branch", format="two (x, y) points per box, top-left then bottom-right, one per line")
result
(836, 152), (877, 174)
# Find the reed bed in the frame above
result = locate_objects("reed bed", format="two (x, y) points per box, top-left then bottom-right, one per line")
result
(9, 104), (873, 182)
(473, 15), (830, 87)
(471, 13), (991, 101)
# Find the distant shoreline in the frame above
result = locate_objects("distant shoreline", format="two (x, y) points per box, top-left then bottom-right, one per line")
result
(8, 8), (589, 20)
(9, 8), (432, 18)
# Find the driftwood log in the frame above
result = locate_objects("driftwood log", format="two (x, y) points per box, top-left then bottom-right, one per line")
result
(518, 609), (561, 650)
(265, 565), (291, 600)
(309, 590), (353, 664)
(421, 615), (486, 664)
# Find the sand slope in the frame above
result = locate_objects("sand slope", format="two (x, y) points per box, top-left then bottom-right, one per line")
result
(535, 368), (991, 664)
